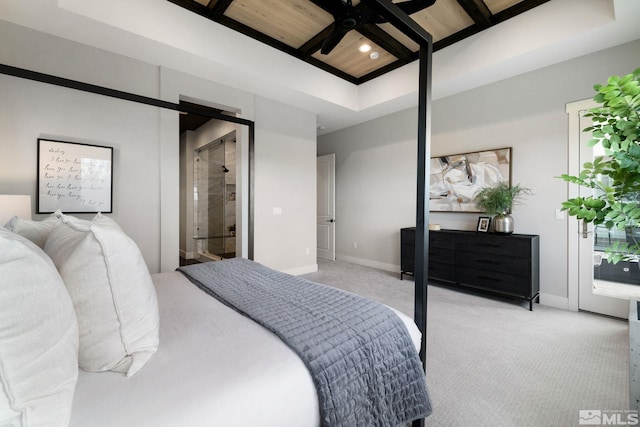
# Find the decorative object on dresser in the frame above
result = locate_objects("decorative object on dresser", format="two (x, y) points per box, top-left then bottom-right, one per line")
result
(430, 147), (511, 212)
(473, 182), (532, 234)
(401, 228), (540, 310)
(476, 217), (490, 232)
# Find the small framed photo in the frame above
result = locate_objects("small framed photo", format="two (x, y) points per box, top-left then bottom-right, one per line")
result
(477, 216), (491, 232)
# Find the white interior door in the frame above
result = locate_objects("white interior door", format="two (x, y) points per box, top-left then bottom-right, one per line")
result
(571, 102), (628, 318)
(317, 154), (335, 260)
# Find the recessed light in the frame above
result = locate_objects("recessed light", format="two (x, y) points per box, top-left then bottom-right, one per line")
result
(359, 44), (372, 53)
(369, 51), (380, 60)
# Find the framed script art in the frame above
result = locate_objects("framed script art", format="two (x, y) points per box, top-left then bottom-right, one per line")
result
(429, 147), (512, 212)
(37, 139), (113, 214)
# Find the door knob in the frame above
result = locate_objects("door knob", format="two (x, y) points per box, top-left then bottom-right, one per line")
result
(328, 219), (335, 223)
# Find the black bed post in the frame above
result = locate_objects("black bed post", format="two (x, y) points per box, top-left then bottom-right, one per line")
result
(368, 0), (432, 363)
(414, 39), (432, 367)
(409, 37), (432, 427)
(366, 3), (432, 426)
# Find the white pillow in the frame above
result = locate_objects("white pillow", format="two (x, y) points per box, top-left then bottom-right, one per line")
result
(44, 213), (159, 376)
(0, 228), (79, 427)
(4, 211), (61, 249)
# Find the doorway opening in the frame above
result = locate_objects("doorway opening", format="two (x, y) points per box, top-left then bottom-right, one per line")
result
(178, 100), (253, 266)
(566, 99), (631, 318)
(194, 132), (236, 261)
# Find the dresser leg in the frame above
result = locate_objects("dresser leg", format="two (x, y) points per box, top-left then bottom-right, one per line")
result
(529, 293), (540, 311)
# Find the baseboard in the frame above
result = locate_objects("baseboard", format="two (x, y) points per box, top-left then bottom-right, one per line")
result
(539, 293), (570, 311)
(283, 263), (318, 276)
(336, 254), (399, 274)
(180, 250), (195, 260)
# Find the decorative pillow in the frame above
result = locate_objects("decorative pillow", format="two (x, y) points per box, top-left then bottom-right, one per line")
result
(0, 228), (79, 426)
(44, 213), (159, 376)
(4, 210), (62, 249)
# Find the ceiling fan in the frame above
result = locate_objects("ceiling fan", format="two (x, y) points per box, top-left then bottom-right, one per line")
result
(318, 0), (437, 55)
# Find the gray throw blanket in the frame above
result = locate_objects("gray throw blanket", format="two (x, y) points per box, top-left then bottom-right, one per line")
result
(178, 258), (431, 427)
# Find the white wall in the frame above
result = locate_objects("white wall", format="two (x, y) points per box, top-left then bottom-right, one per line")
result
(254, 97), (318, 275)
(318, 39), (640, 306)
(1, 21), (318, 275)
(0, 74), (163, 270)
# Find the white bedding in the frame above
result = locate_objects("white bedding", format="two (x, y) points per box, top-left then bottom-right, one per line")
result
(70, 270), (421, 427)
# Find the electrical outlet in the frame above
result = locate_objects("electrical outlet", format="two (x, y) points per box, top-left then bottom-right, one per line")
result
(555, 209), (565, 220)
(353, 241), (358, 249)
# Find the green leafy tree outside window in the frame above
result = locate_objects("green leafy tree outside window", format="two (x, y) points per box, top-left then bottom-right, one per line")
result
(559, 68), (640, 264)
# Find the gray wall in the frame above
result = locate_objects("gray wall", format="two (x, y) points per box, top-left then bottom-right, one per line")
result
(0, 21), (318, 275)
(253, 97), (318, 274)
(318, 39), (640, 306)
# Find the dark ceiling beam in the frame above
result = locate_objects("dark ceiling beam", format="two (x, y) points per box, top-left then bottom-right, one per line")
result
(433, 24), (481, 51)
(299, 25), (334, 57)
(166, 0), (551, 85)
(367, 0), (432, 46)
(356, 55), (417, 84)
(493, 0), (551, 23)
(206, 0), (233, 19)
(455, 0), (492, 27)
(358, 24), (414, 62)
(307, 0), (333, 15)
(217, 15), (300, 56)
(305, 57), (360, 84)
(166, 0), (207, 15)
(434, 0), (551, 52)
(217, 16), (359, 84)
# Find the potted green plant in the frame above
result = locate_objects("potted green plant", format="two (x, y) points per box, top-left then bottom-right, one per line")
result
(473, 182), (532, 233)
(559, 68), (640, 263)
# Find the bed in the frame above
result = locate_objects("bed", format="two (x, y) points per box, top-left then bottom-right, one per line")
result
(1, 209), (431, 427)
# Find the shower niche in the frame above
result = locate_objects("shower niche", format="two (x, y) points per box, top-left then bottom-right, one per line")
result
(193, 131), (236, 260)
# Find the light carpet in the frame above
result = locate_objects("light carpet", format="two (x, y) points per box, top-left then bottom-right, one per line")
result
(303, 259), (629, 427)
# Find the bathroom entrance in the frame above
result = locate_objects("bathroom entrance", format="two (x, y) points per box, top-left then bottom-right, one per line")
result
(193, 131), (236, 260)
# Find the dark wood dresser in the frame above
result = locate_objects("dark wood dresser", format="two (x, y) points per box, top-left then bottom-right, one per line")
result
(400, 228), (540, 310)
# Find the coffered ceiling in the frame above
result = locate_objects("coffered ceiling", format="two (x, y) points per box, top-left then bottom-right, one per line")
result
(167, 0), (551, 84)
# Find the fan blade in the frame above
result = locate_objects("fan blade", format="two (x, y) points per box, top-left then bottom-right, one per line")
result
(321, 25), (348, 54)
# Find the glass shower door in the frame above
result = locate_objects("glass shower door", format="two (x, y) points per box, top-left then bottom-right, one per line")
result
(194, 141), (225, 260)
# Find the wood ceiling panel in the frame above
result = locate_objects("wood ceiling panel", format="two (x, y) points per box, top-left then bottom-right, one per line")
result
(484, 0), (524, 14)
(225, 0), (333, 49)
(311, 32), (396, 79)
(410, 0), (475, 42)
(168, 0), (551, 83)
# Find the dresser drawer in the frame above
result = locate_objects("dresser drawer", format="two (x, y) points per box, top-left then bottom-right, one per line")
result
(430, 247), (454, 265)
(429, 262), (455, 282)
(401, 228), (415, 245)
(457, 235), (531, 258)
(401, 256), (415, 273)
(429, 231), (455, 250)
(456, 267), (533, 297)
(456, 250), (530, 275)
